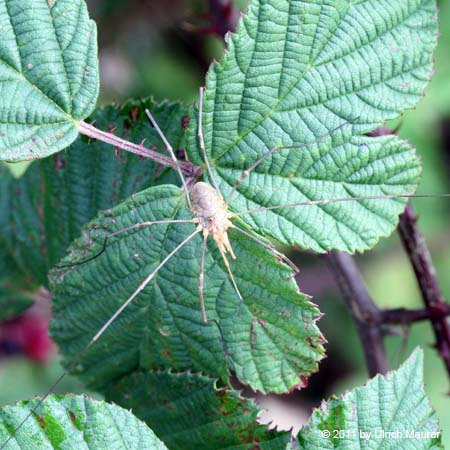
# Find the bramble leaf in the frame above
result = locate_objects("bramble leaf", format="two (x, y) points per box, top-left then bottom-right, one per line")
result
(50, 185), (324, 394)
(0, 285), (33, 321)
(298, 349), (443, 449)
(0, 0), (99, 161)
(0, 99), (188, 286)
(105, 370), (291, 450)
(0, 395), (168, 449)
(187, 0), (436, 253)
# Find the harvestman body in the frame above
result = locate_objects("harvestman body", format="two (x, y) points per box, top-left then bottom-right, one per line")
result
(2, 87), (450, 448)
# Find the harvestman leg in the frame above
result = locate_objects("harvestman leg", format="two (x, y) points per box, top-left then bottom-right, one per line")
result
(231, 225), (299, 274)
(57, 219), (197, 268)
(145, 109), (192, 208)
(88, 228), (201, 345)
(198, 87), (222, 193)
(225, 121), (353, 204)
(231, 194), (450, 218)
(1, 228), (201, 450)
(199, 233), (208, 323)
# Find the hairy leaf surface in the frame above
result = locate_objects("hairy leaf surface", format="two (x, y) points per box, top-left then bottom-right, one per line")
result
(187, 0), (437, 253)
(0, 100), (187, 286)
(50, 185), (324, 394)
(0, 395), (168, 449)
(0, 0), (99, 161)
(105, 370), (291, 450)
(298, 349), (442, 449)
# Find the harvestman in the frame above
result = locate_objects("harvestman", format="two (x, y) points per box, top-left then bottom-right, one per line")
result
(2, 87), (450, 448)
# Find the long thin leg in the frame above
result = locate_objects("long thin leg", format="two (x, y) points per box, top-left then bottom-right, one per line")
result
(198, 87), (222, 194)
(231, 225), (299, 274)
(199, 233), (208, 323)
(56, 219), (197, 268)
(89, 228), (200, 344)
(232, 194), (450, 218)
(145, 109), (192, 208)
(218, 247), (243, 302)
(1, 228), (200, 449)
(225, 121), (353, 204)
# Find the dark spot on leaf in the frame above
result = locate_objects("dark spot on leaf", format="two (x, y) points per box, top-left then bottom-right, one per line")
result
(289, 375), (308, 393)
(181, 115), (190, 129)
(163, 400), (174, 410)
(115, 147), (126, 163)
(36, 413), (45, 428)
(129, 106), (140, 123)
(69, 411), (76, 422)
(54, 154), (65, 171)
(162, 349), (172, 358)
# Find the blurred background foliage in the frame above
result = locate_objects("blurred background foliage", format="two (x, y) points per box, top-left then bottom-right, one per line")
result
(1, 0), (449, 446)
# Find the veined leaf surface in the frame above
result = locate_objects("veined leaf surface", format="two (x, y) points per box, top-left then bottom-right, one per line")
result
(50, 185), (325, 394)
(106, 370), (291, 450)
(0, 395), (168, 449)
(0, 99), (187, 287)
(298, 349), (443, 449)
(187, 0), (437, 253)
(0, 0), (99, 161)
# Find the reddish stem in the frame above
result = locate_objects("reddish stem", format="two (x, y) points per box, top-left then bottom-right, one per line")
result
(78, 121), (198, 177)
(398, 203), (450, 381)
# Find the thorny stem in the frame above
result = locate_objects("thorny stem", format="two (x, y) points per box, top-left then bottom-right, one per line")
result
(326, 251), (389, 377)
(78, 121), (200, 179)
(325, 205), (450, 382)
(398, 203), (450, 382)
(381, 304), (450, 324)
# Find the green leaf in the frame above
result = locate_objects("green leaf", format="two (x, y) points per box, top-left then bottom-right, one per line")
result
(0, 163), (50, 286)
(0, 99), (188, 286)
(105, 370), (291, 450)
(50, 184), (324, 394)
(0, 394), (168, 449)
(297, 349), (443, 449)
(187, 0), (437, 253)
(0, 285), (33, 321)
(0, 0), (99, 161)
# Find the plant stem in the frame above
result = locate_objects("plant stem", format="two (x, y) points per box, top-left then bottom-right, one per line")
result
(381, 304), (450, 324)
(398, 203), (450, 381)
(78, 121), (199, 177)
(326, 251), (389, 377)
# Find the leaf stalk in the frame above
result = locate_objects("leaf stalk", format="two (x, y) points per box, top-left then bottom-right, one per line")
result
(77, 120), (200, 178)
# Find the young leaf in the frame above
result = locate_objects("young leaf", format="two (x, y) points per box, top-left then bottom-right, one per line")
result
(50, 185), (324, 394)
(0, 0), (99, 161)
(297, 349), (443, 449)
(187, 0), (437, 253)
(0, 394), (168, 449)
(0, 99), (188, 286)
(105, 370), (291, 450)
